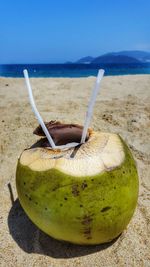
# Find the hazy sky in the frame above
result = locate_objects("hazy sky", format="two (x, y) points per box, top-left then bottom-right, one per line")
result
(0, 0), (150, 63)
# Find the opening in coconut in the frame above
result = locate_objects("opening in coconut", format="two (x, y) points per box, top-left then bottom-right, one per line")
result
(32, 121), (92, 149)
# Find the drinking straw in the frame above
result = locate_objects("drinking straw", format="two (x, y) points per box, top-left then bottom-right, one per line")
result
(81, 69), (105, 143)
(56, 142), (80, 150)
(23, 69), (56, 149)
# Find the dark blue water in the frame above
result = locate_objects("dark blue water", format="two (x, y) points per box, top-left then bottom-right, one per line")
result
(0, 63), (150, 77)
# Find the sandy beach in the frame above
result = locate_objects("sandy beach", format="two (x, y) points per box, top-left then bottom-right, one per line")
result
(0, 74), (150, 267)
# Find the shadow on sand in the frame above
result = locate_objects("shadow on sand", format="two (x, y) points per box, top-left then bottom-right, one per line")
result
(8, 199), (119, 259)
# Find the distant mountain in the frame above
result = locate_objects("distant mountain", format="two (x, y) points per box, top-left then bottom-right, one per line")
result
(106, 50), (150, 62)
(92, 54), (140, 64)
(74, 50), (150, 64)
(76, 56), (94, 64)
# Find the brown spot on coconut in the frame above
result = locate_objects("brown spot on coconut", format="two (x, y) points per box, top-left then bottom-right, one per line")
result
(81, 181), (88, 190)
(82, 215), (93, 225)
(72, 184), (80, 197)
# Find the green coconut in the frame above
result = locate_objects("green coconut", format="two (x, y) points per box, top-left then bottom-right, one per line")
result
(16, 123), (139, 245)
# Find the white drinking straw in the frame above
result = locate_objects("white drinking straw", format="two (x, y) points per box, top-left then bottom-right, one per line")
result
(81, 69), (105, 143)
(23, 69), (56, 149)
(23, 69), (80, 150)
(55, 142), (80, 150)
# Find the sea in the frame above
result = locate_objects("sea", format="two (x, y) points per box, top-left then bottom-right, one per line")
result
(0, 63), (150, 77)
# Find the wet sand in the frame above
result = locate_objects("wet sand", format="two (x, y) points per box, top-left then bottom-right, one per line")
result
(0, 75), (150, 267)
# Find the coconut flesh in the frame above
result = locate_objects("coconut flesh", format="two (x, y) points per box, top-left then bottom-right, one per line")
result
(16, 121), (139, 245)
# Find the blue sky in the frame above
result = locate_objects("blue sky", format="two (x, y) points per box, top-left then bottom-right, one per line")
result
(0, 0), (150, 63)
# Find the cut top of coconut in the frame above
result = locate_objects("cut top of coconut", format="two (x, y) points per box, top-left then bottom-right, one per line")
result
(20, 131), (125, 177)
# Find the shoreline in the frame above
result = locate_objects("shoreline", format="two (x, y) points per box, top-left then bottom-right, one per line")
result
(0, 73), (150, 79)
(1, 72), (150, 77)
